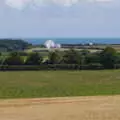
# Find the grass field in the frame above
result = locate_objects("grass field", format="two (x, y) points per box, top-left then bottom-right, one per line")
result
(25, 44), (120, 54)
(0, 70), (120, 98)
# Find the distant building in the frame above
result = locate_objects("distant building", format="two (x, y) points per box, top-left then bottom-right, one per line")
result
(89, 42), (93, 46)
(56, 44), (61, 48)
(44, 40), (55, 49)
(44, 40), (61, 49)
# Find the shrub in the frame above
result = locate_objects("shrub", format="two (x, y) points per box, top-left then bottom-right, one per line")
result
(4, 52), (24, 65)
(25, 52), (43, 65)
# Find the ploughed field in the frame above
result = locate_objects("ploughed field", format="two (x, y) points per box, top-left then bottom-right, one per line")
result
(0, 70), (120, 98)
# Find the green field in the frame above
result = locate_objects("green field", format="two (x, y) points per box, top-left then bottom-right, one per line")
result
(0, 70), (120, 98)
(25, 47), (101, 53)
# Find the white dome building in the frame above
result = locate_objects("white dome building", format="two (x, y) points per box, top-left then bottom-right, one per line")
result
(44, 40), (56, 49)
(89, 42), (93, 46)
(56, 44), (61, 48)
(44, 40), (61, 49)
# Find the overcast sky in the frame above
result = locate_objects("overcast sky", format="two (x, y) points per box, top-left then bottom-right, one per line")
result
(0, 0), (120, 38)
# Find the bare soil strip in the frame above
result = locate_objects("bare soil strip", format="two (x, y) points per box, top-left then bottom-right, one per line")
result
(0, 95), (120, 120)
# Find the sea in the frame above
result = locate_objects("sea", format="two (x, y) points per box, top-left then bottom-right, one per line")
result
(24, 38), (120, 45)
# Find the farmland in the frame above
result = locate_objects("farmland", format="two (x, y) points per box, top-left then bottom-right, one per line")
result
(25, 44), (120, 53)
(0, 44), (120, 120)
(1, 44), (120, 63)
(0, 95), (120, 120)
(0, 70), (120, 98)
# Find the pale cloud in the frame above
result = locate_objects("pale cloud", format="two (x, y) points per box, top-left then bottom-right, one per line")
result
(5, 0), (30, 9)
(5, 0), (114, 9)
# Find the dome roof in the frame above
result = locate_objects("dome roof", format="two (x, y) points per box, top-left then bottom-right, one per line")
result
(56, 44), (61, 48)
(44, 40), (55, 49)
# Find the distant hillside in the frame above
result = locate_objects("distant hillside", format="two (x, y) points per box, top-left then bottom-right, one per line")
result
(0, 39), (32, 52)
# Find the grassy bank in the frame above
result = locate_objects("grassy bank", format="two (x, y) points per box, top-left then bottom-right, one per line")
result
(0, 70), (120, 98)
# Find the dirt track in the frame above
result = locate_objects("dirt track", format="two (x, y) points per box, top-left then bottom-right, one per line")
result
(0, 95), (120, 120)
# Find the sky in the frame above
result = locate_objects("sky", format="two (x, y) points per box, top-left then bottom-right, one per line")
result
(0, 0), (120, 38)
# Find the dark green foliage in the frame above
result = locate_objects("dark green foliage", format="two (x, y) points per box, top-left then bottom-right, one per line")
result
(25, 52), (43, 65)
(114, 53), (120, 64)
(1, 46), (120, 70)
(4, 52), (24, 65)
(100, 47), (117, 69)
(85, 53), (101, 64)
(0, 39), (31, 52)
(63, 48), (81, 64)
(48, 50), (62, 64)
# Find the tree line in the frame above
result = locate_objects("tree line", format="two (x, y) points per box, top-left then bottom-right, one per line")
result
(0, 46), (120, 70)
(0, 39), (31, 52)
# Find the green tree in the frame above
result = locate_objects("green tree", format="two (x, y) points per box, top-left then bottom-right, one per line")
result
(4, 52), (24, 65)
(100, 47), (117, 69)
(85, 53), (101, 64)
(63, 48), (81, 64)
(48, 50), (62, 64)
(115, 53), (120, 64)
(25, 52), (43, 65)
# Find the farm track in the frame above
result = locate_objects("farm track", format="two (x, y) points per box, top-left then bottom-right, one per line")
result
(0, 95), (120, 120)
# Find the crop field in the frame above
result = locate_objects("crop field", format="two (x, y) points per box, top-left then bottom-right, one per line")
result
(0, 95), (120, 120)
(0, 70), (120, 98)
(0, 70), (120, 120)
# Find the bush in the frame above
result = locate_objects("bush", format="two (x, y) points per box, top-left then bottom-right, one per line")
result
(48, 50), (62, 64)
(4, 52), (24, 65)
(25, 52), (43, 65)
(1, 47), (120, 71)
(100, 47), (117, 69)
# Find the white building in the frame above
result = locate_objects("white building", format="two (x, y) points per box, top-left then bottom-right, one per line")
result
(56, 44), (61, 48)
(89, 42), (93, 46)
(44, 40), (61, 49)
(44, 40), (56, 49)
